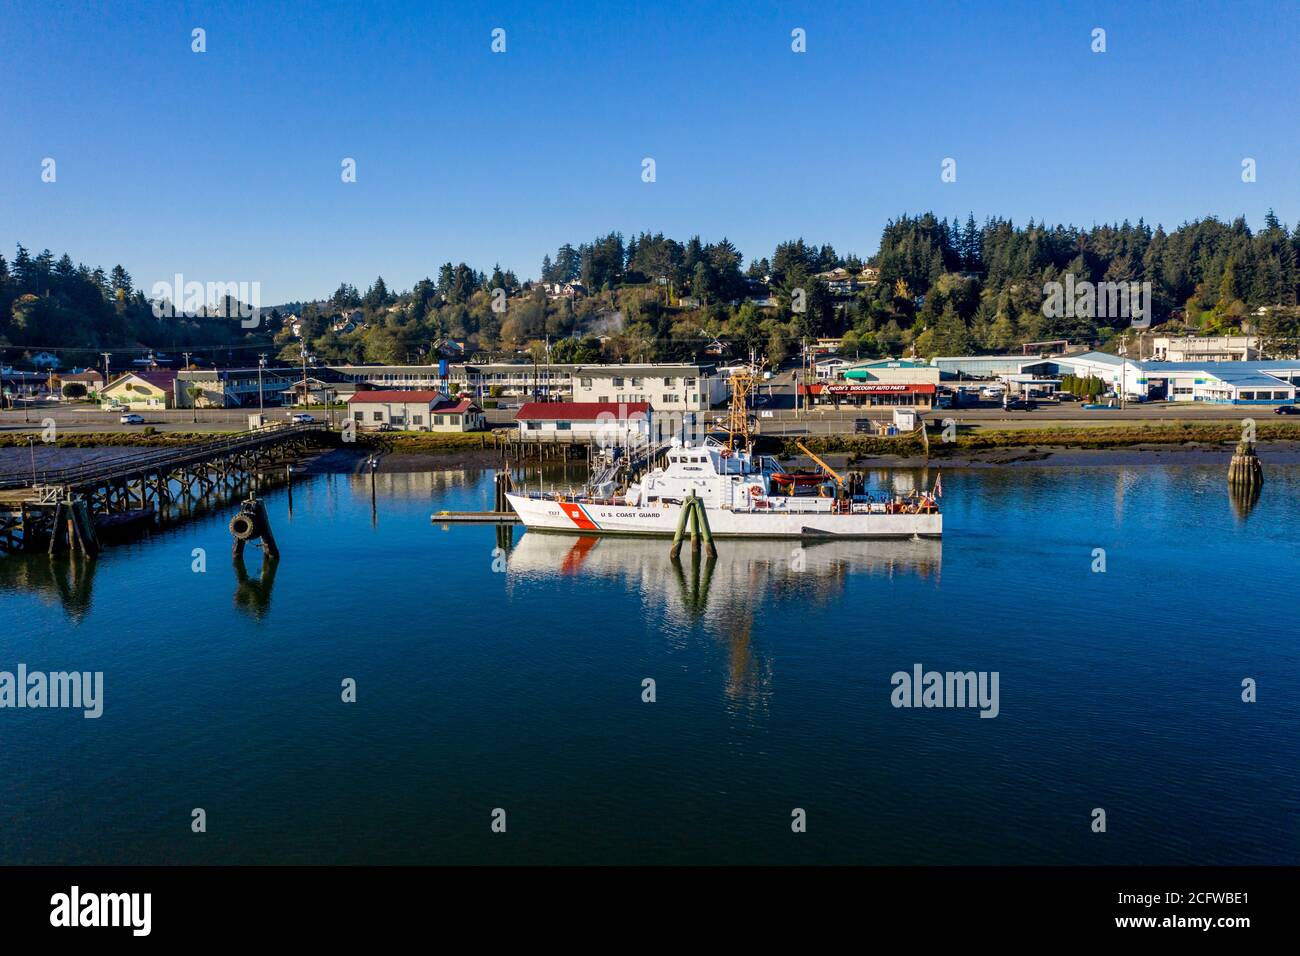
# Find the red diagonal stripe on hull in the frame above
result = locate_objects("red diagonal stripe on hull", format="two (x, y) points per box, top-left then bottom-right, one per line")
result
(564, 503), (599, 531)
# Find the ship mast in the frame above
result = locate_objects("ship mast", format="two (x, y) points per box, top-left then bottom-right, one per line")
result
(721, 358), (765, 452)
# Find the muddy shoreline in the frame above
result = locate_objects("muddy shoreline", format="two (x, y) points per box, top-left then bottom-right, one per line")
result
(5, 440), (1299, 477)
(302, 440), (1300, 473)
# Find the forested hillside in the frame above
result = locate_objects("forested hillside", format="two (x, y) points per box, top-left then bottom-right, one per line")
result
(4, 211), (1298, 369)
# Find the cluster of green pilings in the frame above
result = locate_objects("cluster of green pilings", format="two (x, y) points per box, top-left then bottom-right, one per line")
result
(670, 492), (717, 559)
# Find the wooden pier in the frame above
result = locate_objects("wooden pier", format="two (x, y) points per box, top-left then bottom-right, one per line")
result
(0, 424), (329, 554)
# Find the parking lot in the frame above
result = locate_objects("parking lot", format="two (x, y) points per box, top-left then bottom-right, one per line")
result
(0, 404), (340, 434)
(3, 394), (1295, 439)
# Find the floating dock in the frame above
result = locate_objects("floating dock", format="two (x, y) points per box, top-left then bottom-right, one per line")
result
(430, 511), (521, 524)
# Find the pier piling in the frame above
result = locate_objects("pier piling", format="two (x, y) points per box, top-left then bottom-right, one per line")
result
(230, 496), (279, 560)
(1228, 438), (1264, 490)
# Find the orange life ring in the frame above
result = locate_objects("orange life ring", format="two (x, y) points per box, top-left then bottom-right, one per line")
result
(748, 485), (762, 498)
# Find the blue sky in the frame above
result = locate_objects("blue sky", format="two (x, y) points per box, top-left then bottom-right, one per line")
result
(3, 0), (1298, 303)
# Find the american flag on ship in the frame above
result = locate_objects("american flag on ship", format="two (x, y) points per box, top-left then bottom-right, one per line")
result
(932, 471), (943, 499)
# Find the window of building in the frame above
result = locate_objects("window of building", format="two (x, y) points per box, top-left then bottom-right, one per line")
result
(630, 377), (642, 386)
(525, 421), (539, 430)
(412, 414), (424, 424)
(612, 377), (624, 387)
(353, 412), (363, 421)
(1241, 392), (1255, 401)
(434, 415), (444, 425)
(580, 377), (592, 388)
(556, 421), (571, 430)
(372, 411), (383, 421)
(664, 377), (676, 386)
(662, 395), (675, 404)
(685, 377), (696, 387)
(450, 415), (460, 425)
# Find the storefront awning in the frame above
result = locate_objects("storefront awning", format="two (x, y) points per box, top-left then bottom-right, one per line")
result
(799, 383), (936, 395)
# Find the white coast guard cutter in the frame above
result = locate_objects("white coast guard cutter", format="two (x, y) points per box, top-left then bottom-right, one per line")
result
(505, 435), (941, 539)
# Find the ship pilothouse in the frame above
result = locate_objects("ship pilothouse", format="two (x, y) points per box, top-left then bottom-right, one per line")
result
(629, 438), (777, 511)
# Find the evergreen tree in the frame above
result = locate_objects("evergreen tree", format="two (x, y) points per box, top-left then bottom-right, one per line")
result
(363, 276), (390, 310)
(110, 264), (132, 298)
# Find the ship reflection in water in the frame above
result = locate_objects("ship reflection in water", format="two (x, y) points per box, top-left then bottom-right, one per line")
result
(506, 532), (941, 704)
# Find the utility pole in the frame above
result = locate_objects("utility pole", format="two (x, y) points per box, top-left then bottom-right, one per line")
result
(301, 346), (309, 409)
(183, 352), (195, 423)
(101, 352), (111, 396)
(257, 354), (266, 419)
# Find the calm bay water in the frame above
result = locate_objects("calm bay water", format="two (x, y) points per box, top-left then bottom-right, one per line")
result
(1, 461), (1297, 865)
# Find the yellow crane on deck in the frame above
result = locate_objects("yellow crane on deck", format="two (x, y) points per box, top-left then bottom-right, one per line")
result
(794, 440), (844, 488)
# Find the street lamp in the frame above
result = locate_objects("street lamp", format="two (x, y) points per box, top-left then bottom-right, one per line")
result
(258, 354), (266, 419)
(300, 347), (309, 409)
(27, 435), (37, 485)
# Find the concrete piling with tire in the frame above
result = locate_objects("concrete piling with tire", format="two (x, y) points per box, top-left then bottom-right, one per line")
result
(230, 496), (279, 559)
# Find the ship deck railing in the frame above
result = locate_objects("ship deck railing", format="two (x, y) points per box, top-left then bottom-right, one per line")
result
(516, 490), (938, 516)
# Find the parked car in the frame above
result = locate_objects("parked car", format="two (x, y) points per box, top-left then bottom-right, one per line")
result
(1005, 399), (1036, 411)
(290, 413), (315, 424)
(1274, 405), (1300, 415)
(853, 418), (874, 434)
(1082, 403), (1118, 410)
(1056, 391), (1077, 402)
(105, 402), (126, 412)
(119, 413), (144, 424)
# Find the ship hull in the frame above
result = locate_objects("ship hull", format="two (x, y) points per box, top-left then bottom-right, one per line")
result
(505, 493), (941, 538)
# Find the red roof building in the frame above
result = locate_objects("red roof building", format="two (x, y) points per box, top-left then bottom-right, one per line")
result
(430, 399), (478, 415)
(346, 390), (445, 405)
(346, 390), (484, 432)
(515, 401), (651, 421)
